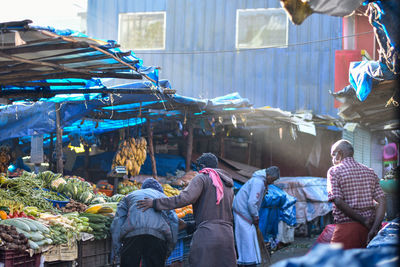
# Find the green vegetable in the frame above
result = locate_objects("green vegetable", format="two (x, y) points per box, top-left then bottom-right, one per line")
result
(22, 218), (50, 233)
(29, 231), (45, 242)
(14, 218), (38, 231)
(15, 228), (33, 239)
(28, 240), (39, 250)
(0, 219), (31, 232)
(35, 238), (52, 246)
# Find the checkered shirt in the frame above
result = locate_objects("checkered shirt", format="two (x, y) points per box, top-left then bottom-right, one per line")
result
(327, 157), (385, 224)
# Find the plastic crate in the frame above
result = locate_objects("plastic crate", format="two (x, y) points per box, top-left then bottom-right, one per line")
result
(182, 235), (192, 259)
(77, 238), (112, 267)
(166, 239), (183, 265)
(98, 189), (113, 197)
(0, 250), (41, 267)
(182, 213), (194, 222)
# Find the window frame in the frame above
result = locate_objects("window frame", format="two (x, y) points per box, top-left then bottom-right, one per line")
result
(235, 8), (289, 50)
(118, 11), (167, 51)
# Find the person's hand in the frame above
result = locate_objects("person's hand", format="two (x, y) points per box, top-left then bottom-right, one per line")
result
(178, 219), (187, 230)
(136, 198), (153, 211)
(252, 216), (259, 226)
(364, 217), (374, 230)
(367, 225), (380, 243)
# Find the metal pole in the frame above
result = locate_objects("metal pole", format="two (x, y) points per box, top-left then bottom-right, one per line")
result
(55, 103), (63, 174)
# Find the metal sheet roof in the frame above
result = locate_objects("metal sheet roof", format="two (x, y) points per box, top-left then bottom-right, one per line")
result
(0, 20), (162, 101)
(333, 79), (399, 131)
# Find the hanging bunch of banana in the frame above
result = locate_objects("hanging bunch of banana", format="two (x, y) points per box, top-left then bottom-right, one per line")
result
(0, 146), (13, 174)
(111, 137), (147, 176)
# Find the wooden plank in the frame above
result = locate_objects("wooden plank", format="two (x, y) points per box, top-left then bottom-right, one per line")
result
(0, 71), (142, 84)
(0, 19), (32, 29)
(146, 120), (157, 179)
(49, 133), (54, 171)
(11, 82), (87, 87)
(55, 103), (64, 174)
(0, 41), (89, 55)
(0, 88), (174, 97)
(185, 122), (194, 172)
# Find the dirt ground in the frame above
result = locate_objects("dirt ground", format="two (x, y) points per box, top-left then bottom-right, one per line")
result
(179, 236), (318, 266)
(270, 236), (318, 265)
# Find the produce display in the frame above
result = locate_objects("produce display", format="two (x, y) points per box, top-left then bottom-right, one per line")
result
(163, 184), (181, 197)
(0, 217), (51, 251)
(117, 179), (141, 195)
(162, 184), (194, 218)
(0, 146), (13, 174)
(60, 200), (88, 213)
(112, 137), (147, 176)
(174, 205), (193, 219)
(38, 171), (95, 205)
(0, 167), (195, 260)
(38, 212), (86, 246)
(0, 172), (56, 211)
(170, 170), (198, 187)
(0, 224), (29, 251)
(79, 213), (113, 240)
(85, 202), (117, 215)
(41, 189), (69, 202)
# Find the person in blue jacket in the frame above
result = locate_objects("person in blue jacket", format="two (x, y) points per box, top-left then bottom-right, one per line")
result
(110, 178), (179, 267)
(233, 166), (280, 267)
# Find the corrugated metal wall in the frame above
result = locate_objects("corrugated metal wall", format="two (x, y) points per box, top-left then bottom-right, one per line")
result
(87, 0), (342, 116)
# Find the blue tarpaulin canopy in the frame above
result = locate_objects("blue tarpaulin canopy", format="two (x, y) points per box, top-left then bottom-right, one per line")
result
(0, 81), (252, 142)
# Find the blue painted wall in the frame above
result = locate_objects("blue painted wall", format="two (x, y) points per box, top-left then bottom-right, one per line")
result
(87, 0), (342, 116)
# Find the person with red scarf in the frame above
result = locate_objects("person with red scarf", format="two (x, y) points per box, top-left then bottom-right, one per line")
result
(137, 153), (236, 267)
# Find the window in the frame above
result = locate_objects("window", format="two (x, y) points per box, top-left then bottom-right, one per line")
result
(119, 12), (166, 50)
(236, 8), (288, 49)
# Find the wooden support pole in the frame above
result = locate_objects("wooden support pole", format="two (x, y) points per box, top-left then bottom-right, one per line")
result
(49, 133), (54, 171)
(55, 103), (64, 174)
(147, 120), (157, 179)
(84, 145), (90, 179)
(247, 142), (252, 165)
(219, 134), (225, 158)
(186, 122), (194, 172)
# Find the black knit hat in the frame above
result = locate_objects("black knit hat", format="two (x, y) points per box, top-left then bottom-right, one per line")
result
(196, 153), (218, 169)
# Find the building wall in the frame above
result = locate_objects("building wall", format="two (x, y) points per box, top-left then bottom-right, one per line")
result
(87, 0), (342, 116)
(370, 133), (383, 177)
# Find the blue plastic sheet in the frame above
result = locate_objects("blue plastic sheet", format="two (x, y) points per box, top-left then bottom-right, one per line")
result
(0, 102), (56, 141)
(368, 0), (400, 74)
(140, 154), (186, 177)
(0, 101), (97, 141)
(349, 61), (396, 101)
(280, 193), (297, 226)
(367, 217), (399, 249)
(0, 89), (251, 142)
(272, 243), (398, 267)
(259, 185), (297, 240)
(259, 207), (280, 240)
(73, 151), (114, 172)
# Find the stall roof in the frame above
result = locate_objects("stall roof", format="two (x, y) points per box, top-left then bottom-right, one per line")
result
(0, 20), (163, 101)
(0, 87), (253, 141)
(332, 79), (399, 131)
